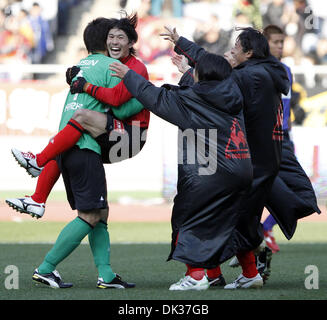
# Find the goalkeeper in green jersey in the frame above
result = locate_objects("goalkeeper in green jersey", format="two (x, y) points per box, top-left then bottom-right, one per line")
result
(28, 18), (137, 289)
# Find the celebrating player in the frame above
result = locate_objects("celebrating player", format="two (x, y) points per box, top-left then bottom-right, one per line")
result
(109, 50), (253, 291)
(6, 12), (150, 220)
(161, 26), (290, 289)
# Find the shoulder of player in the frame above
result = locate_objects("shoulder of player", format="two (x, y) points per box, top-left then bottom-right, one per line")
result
(127, 55), (148, 77)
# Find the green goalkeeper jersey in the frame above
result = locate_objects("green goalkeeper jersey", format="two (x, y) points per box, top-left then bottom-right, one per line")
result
(58, 52), (143, 155)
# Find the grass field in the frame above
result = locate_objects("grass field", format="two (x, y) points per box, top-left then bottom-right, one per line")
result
(0, 243), (326, 301)
(0, 221), (326, 303)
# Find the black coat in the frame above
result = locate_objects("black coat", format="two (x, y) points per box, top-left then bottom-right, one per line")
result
(123, 70), (253, 268)
(265, 133), (321, 239)
(175, 37), (290, 250)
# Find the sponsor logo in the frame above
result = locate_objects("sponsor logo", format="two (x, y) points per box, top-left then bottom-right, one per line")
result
(78, 59), (99, 66)
(64, 102), (83, 112)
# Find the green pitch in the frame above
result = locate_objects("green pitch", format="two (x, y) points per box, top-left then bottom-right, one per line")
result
(0, 221), (326, 244)
(0, 243), (326, 300)
(0, 221), (326, 301)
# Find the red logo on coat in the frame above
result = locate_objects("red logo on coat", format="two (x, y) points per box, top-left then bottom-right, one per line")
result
(225, 118), (251, 159)
(272, 100), (284, 141)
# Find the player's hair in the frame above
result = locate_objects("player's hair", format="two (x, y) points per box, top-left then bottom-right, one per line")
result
(83, 17), (112, 53)
(108, 11), (138, 55)
(236, 27), (270, 59)
(196, 53), (232, 82)
(263, 24), (285, 40)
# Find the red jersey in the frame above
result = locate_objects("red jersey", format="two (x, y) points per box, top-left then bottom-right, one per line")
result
(86, 55), (150, 128)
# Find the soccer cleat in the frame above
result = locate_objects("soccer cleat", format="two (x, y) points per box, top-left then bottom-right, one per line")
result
(169, 275), (209, 291)
(228, 256), (240, 268)
(255, 246), (272, 283)
(97, 274), (135, 289)
(224, 273), (263, 289)
(32, 269), (73, 288)
(11, 148), (42, 177)
(207, 274), (226, 287)
(264, 230), (280, 253)
(6, 196), (45, 219)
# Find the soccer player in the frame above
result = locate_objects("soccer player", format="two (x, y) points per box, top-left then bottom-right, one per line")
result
(6, 13), (150, 219)
(161, 26), (289, 289)
(262, 25), (321, 252)
(110, 52), (253, 291)
(23, 18), (137, 289)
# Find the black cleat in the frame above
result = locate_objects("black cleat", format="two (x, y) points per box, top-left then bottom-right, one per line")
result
(97, 274), (135, 289)
(255, 246), (272, 283)
(32, 269), (73, 288)
(207, 274), (226, 287)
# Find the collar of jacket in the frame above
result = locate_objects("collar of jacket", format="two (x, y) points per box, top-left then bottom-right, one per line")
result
(119, 55), (132, 64)
(234, 54), (279, 69)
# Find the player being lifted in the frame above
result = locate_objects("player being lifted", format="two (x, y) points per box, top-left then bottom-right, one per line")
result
(6, 12), (150, 219)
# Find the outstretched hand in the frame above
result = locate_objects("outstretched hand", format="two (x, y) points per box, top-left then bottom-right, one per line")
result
(171, 54), (190, 74)
(160, 25), (180, 44)
(109, 62), (130, 78)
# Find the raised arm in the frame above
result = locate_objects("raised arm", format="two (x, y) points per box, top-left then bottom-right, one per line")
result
(171, 54), (194, 86)
(110, 63), (191, 129)
(70, 62), (149, 107)
(160, 25), (207, 67)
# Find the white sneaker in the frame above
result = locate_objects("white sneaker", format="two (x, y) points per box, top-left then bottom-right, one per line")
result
(6, 196), (45, 219)
(11, 148), (42, 177)
(224, 273), (263, 289)
(228, 256), (240, 268)
(169, 275), (209, 291)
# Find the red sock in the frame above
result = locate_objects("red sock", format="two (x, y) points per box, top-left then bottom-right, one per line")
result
(186, 264), (205, 280)
(236, 251), (258, 278)
(185, 264), (190, 276)
(206, 266), (222, 279)
(36, 119), (84, 167)
(31, 160), (60, 204)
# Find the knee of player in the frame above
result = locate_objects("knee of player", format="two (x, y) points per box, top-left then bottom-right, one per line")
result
(78, 210), (102, 227)
(72, 109), (88, 127)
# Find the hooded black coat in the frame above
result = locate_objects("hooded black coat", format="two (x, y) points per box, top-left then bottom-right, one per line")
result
(123, 70), (253, 268)
(174, 37), (290, 250)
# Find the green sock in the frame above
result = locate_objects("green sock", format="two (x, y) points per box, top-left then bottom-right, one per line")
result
(88, 220), (115, 283)
(38, 217), (93, 274)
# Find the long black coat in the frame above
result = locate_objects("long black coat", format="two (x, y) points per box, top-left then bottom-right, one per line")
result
(265, 133), (321, 239)
(123, 70), (253, 268)
(175, 37), (290, 250)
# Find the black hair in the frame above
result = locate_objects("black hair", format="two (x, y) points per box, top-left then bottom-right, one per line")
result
(236, 27), (270, 59)
(196, 53), (232, 82)
(83, 17), (112, 53)
(263, 24), (285, 40)
(108, 11), (138, 55)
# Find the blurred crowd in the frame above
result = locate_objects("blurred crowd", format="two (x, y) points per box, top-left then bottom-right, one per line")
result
(120, 0), (327, 125)
(120, 0), (327, 70)
(2, 0), (327, 70)
(0, 0), (86, 79)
